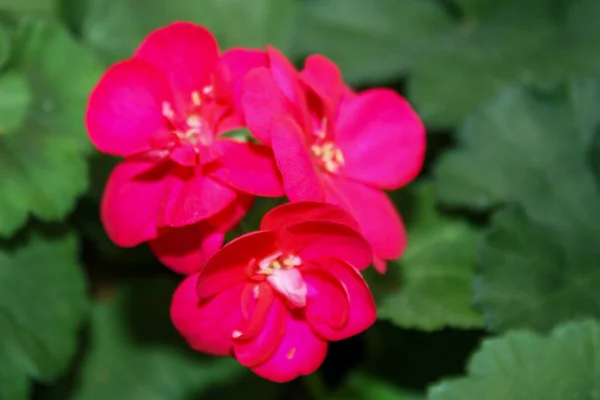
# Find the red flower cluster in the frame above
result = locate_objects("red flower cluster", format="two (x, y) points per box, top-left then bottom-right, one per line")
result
(86, 22), (425, 382)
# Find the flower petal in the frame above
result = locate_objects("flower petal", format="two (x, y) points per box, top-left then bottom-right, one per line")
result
(86, 59), (173, 156)
(301, 55), (343, 116)
(335, 88), (426, 189)
(171, 273), (243, 356)
(168, 173), (238, 227)
(197, 231), (279, 300)
(134, 22), (219, 108)
(210, 140), (283, 197)
(260, 201), (360, 233)
(100, 160), (170, 246)
(218, 48), (267, 109)
(266, 47), (309, 129)
(303, 266), (350, 332)
(209, 192), (254, 232)
(325, 176), (407, 263)
(250, 310), (328, 383)
(242, 67), (296, 145)
(271, 115), (326, 201)
(149, 222), (224, 275)
(280, 221), (372, 270)
(304, 258), (376, 341)
(233, 286), (287, 367)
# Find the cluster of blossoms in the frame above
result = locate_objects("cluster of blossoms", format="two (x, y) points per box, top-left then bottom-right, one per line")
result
(86, 22), (425, 382)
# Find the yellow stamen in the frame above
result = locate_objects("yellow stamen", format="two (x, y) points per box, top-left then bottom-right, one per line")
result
(286, 347), (296, 360)
(162, 101), (175, 120)
(191, 91), (201, 106)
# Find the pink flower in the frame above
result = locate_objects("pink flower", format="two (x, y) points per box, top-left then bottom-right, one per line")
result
(85, 22), (283, 274)
(242, 49), (426, 272)
(171, 201), (377, 382)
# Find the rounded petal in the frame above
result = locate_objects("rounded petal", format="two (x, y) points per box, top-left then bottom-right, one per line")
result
(324, 176), (407, 262)
(233, 289), (287, 367)
(271, 115), (326, 201)
(218, 48), (268, 108)
(209, 192), (254, 232)
(266, 47), (309, 127)
(210, 140), (283, 197)
(242, 68), (296, 145)
(261, 201), (360, 233)
(171, 273), (243, 356)
(250, 311), (328, 383)
(303, 266), (350, 332)
(197, 231), (279, 300)
(167, 173), (238, 227)
(304, 258), (376, 341)
(86, 59), (173, 156)
(301, 55), (343, 116)
(134, 22), (219, 107)
(100, 160), (170, 246)
(335, 89), (426, 189)
(280, 221), (372, 270)
(149, 222), (224, 274)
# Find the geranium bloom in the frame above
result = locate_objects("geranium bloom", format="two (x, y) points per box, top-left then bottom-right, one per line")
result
(85, 22), (283, 274)
(171, 202), (377, 382)
(242, 49), (426, 272)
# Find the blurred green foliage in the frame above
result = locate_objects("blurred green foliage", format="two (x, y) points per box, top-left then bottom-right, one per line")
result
(0, 0), (600, 399)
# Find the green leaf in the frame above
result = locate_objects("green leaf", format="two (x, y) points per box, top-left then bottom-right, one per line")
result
(0, 232), (88, 400)
(331, 372), (423, 400)
(475, 208), (600, 332)
(219, 127), (254, 142)
(409, 0), (600, 126)
(0, 22), (103, 236)
(0, 0), (55, 14)
(293, 0), (452, 85)
(434, 78), (600, 234)
(73, 278), (246, 400)
(0, 22), (10, 70)
(82, 0), (298, 64)
(0, 71), (31, 135)
(428, 319), (600, 400)
(376, 184), (483, 331)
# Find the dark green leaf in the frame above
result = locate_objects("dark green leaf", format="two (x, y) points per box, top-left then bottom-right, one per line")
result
(0, 22), (103, 236)
(435, 78), (600, 234)
(0, 233), (88, 400)
(428, 319), (600, 400)
(409, 0), (600, 126)
(0, 22), (10, 70)
(294, 0), (452, 85)
(82, 0), (298, 64)
(377, 184), (483, 331)
(330, 372), (423, 400)
(475, 208), (600, 332)
(0, 71), (31, 135)
(74, 278), (246, 400)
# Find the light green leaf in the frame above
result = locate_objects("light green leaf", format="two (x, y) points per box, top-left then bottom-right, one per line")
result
(409, 0), (600, 126)
(73, 278), (246, 400)
(0, 0), (55, 14)
(428, 319), (600, 400)
(0, 22), (103, 236)
(0, 72), (31, 135)
(0, 233), (88, 400)
(82, 0), (298, 64)
(293, 0), (452, 85)
(475, 208), (600, 332)
(376, 184), (483, 331)
(434, 78), (600, 234)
